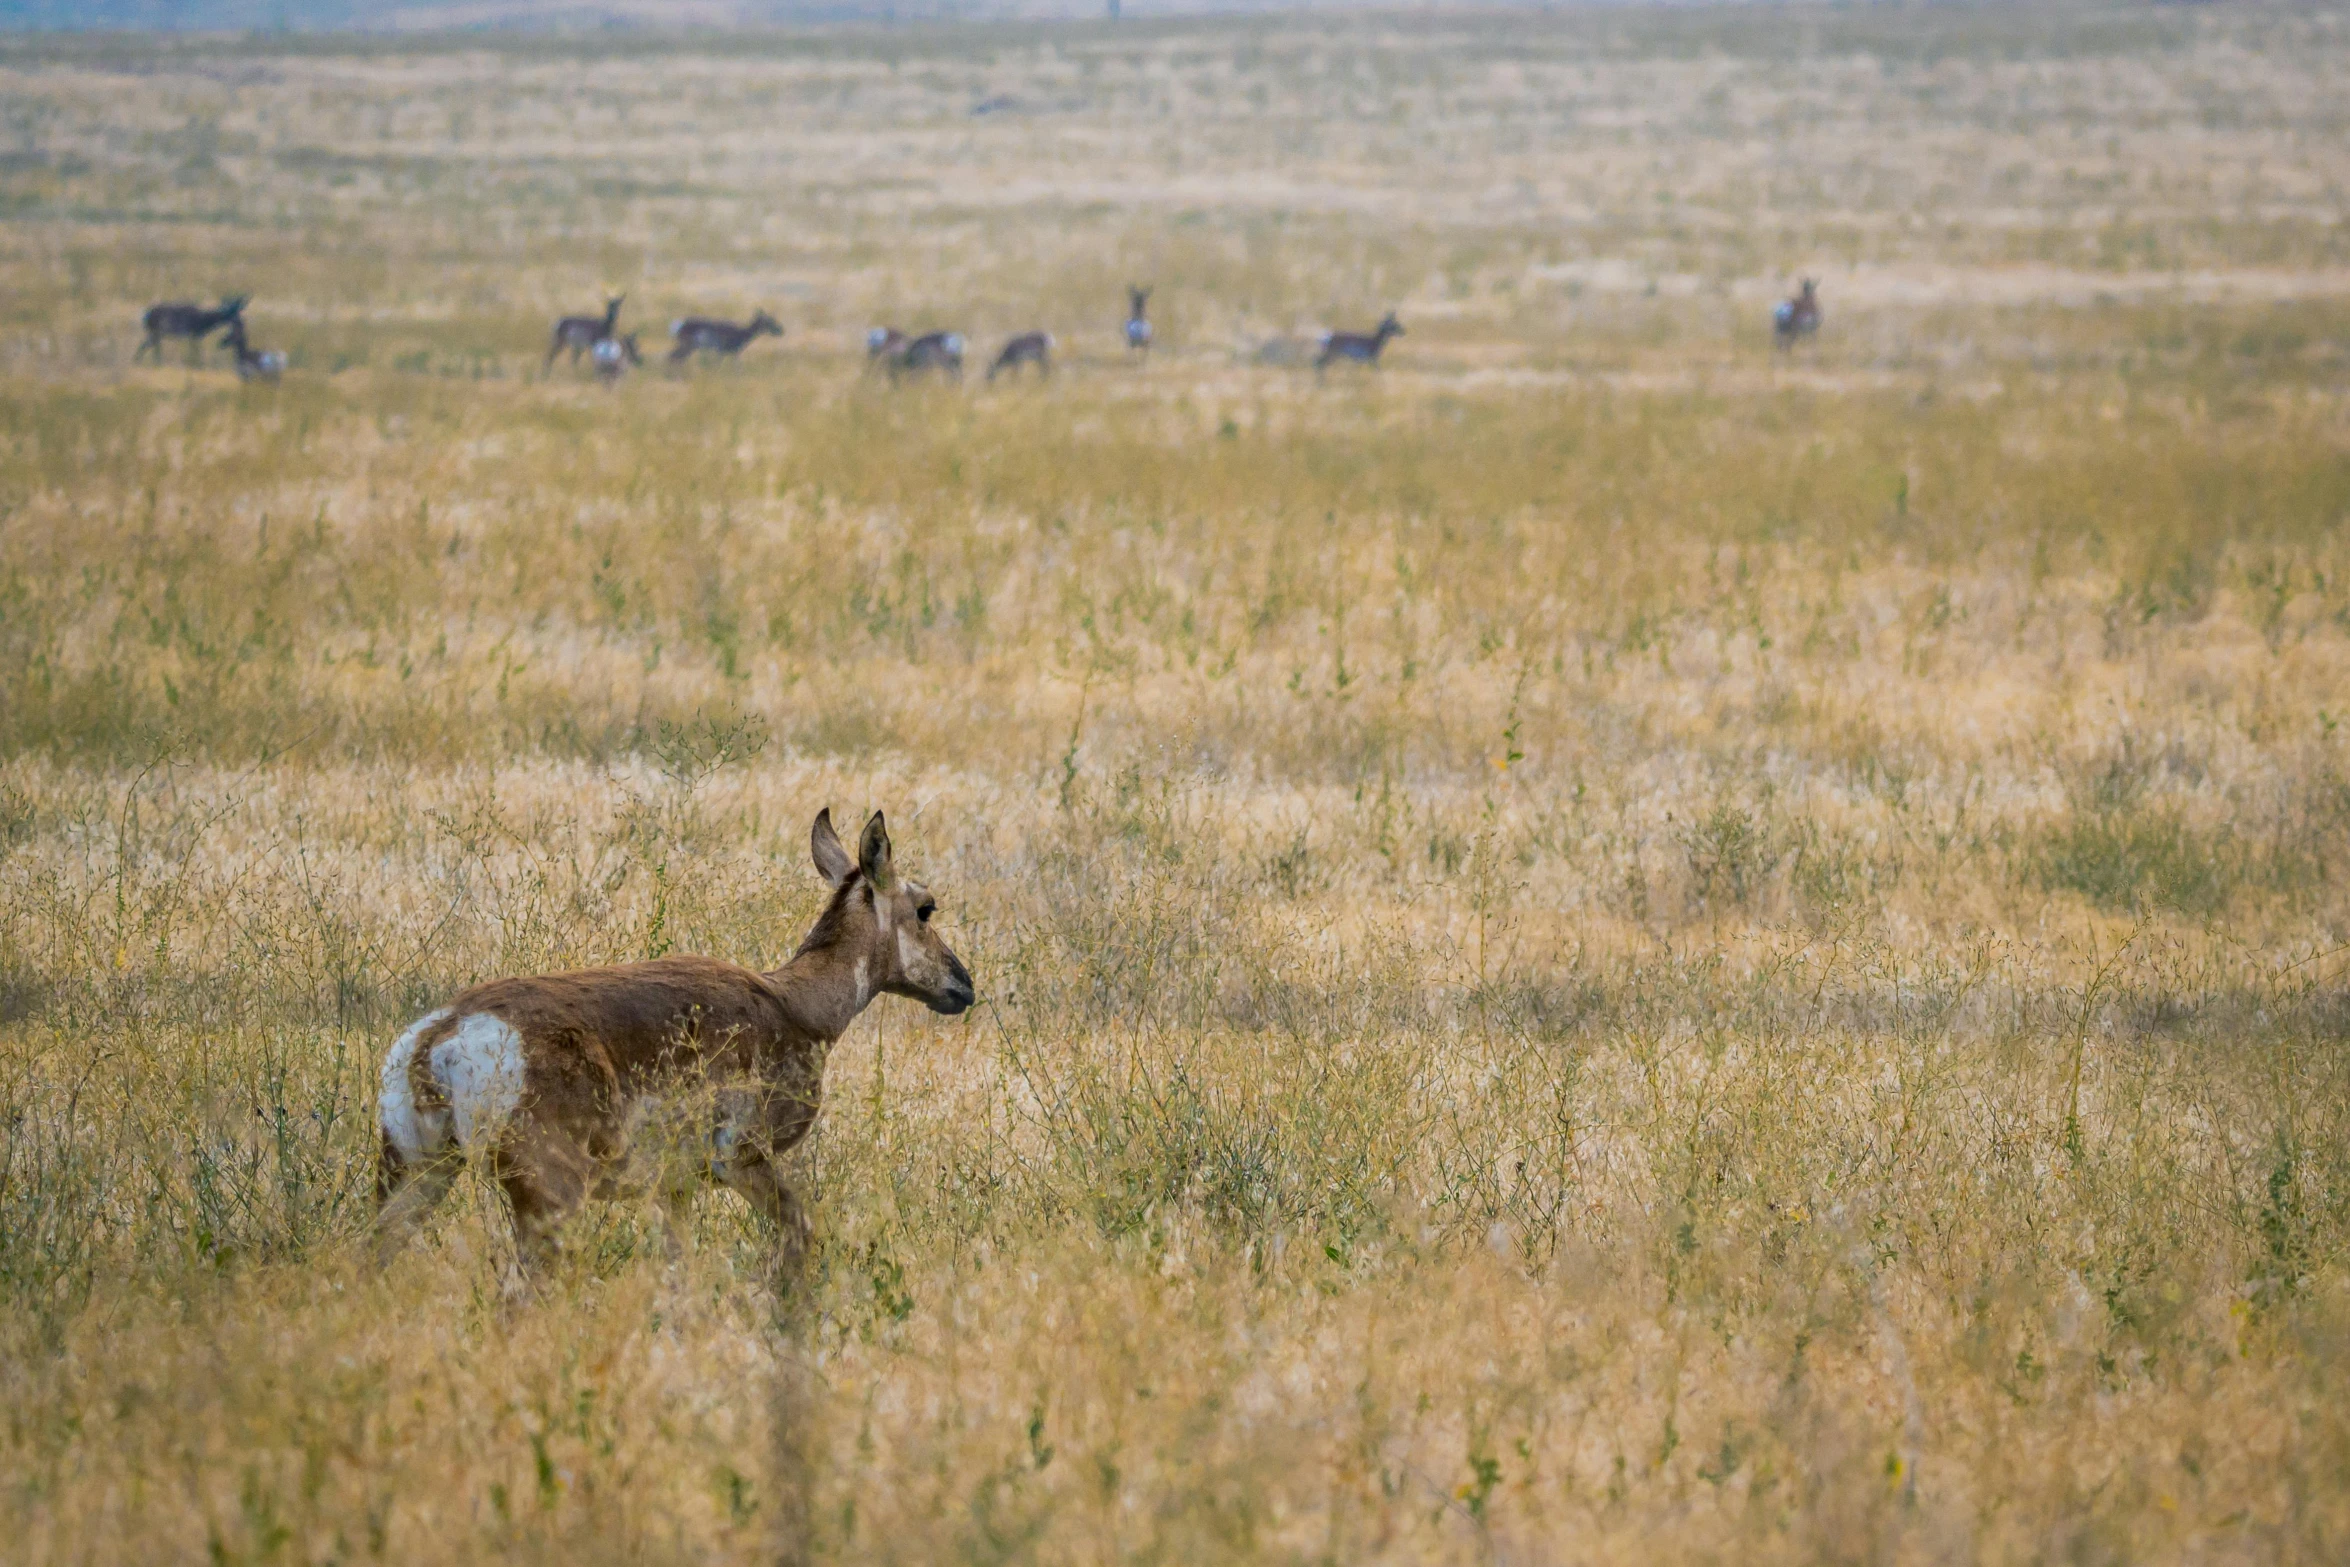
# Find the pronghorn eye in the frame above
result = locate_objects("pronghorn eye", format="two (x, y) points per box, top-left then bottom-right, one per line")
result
(917, 900), (936, 923)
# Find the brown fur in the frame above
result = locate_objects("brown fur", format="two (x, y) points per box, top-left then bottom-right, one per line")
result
(372, 809), (972, 1288)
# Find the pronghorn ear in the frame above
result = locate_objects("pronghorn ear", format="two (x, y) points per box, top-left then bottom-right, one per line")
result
(810, 809), (854, 887)
(858, 811), (896, 891)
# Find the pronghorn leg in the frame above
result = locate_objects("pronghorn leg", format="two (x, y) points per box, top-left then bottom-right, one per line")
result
(493, 1127), (593, 1295)
(496, 1173), (571, 1297)
(658, 1179), (697, 1262)
(715, 1153), (812, 1279)
(372, 1154), (460, 1271)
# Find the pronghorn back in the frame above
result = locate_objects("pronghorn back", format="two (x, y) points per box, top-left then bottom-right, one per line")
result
(669, 311), (783, 361)
(890, 330), (965, 378)
(136, 295), (247, 360)
(378, 956), (801, 1185)
(1315, 311), (1404, 369)
(987, 330), (1054, 380)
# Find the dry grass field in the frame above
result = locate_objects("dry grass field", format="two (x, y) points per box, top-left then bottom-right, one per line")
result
(4, 3), (2350, 1561)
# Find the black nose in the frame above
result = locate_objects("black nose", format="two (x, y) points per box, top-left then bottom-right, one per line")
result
(935, 952), (976, 1014)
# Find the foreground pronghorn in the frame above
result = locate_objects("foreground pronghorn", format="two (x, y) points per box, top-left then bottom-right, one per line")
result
(222, 319), (284, 383)
(1317, 311), (1403, 372)
(669, 310), (782, 363)
(986, 330), (1053, 381)
(136, 295), (246, 363)
(1773, 279), (1821, 349)
(546, 295), (625, 369)
(1124, 285), (1153, 357)
(373, 809), (974, 1286)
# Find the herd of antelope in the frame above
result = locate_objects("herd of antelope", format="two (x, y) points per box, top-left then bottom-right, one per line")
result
(130, 283), (1182, 387)
(126, 280), (1833, 392)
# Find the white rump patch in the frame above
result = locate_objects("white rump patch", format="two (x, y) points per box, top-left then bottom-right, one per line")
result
(430, 1013), (528, 1149)
(380, 1008), (452, 1162)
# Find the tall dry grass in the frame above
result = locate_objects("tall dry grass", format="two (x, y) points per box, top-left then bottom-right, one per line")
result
(4, 5), (2350, 1562)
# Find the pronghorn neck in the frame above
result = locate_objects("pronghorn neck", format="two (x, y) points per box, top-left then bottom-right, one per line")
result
(767, 946), (873, 1043)
(764, 878), (886, 1042)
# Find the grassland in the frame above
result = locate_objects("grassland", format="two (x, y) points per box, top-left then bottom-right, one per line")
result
(3, 4), (2350, 1561)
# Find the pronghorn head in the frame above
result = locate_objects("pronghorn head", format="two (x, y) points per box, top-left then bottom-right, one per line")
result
(805, 808), (975, 1016)
(220, 295), (249, 319)
(603, 295), (626, 325)
(1377, 311), (1404, 340)
(749, 311), (783, 338)
(1800, 278), (1817, 300)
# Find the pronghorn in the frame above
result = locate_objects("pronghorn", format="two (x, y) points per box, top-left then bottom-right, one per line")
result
(546, 295), (625, 369)
(888, 330), (965, 381)
(222, 319), (284, 383)
(865, 326), (910, 369)
(986, 330), (1053, 381)
(136, 295), (246, 363)
(1124, 285), (1153, 357)
(592, 332), (642, 383)
(669, 310), (782, 364)
(373, 809), (974, 1286)
(1316, 311), (1403, 372)
(1773, 279), (1821, 349)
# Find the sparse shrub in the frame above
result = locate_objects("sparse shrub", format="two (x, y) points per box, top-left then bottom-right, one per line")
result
(1677, 799), (1786, 912)
(2026, 743), (2237, 913)
(2030, 804), (2233, 914)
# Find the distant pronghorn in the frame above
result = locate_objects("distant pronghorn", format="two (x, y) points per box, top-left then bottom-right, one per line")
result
(1125, 285), (1153, 357)
(546, 295), (625, 369)
(986, 331), (1054, 381)
(592, 332), (642, 383)
(888, 330), (966, 381)
(222, 320), (284, 383)
(669, 310), (782, 364)
(1317, 311), (1403, 371)
(136, 295), (246, 363)
(1773, 279), (1821, 349)
(373, 809), (974, 1287)
(866, 326), (910, 369)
